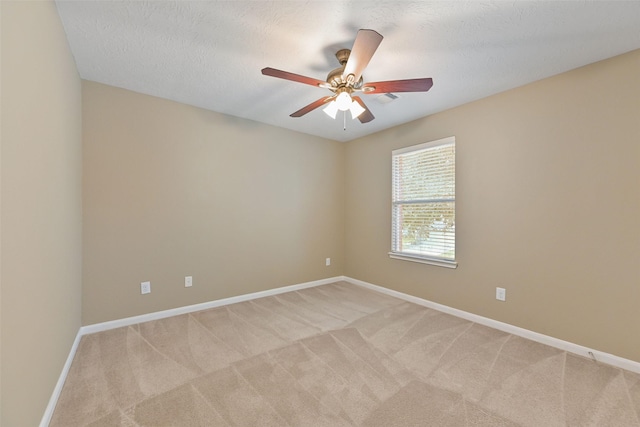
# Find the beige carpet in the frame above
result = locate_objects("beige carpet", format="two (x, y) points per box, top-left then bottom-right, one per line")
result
(50, 281), (640, 426)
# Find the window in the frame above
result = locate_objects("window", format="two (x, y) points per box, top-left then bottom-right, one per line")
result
(390, 137), (456, 268)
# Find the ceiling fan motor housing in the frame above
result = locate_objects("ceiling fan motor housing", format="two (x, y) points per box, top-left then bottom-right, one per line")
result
(327, 49), (364, 91)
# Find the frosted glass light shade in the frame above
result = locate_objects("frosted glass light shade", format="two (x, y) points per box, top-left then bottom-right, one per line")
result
(335, 92), (352, 110)
(323, 100), (339, 119)
(349, 100), (365, 119)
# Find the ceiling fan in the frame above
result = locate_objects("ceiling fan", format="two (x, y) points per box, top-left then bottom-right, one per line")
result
(261, 29), (433, 123)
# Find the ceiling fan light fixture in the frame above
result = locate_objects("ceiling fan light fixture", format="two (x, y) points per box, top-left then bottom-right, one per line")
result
(335, 91), (352, 111)
(324, 94), (365, 120)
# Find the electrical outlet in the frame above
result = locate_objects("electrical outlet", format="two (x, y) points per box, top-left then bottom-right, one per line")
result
(185, 276), (192, 287)
(141, 281), (151, 295)
(326, 258), (331, 266)
(496, 287), (506, 301)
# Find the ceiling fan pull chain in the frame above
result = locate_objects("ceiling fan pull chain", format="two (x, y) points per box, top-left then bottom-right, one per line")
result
(343, 110), (347, 131)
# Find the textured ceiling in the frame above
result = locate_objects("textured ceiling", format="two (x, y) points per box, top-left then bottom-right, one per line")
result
(55, 1), (640, 142)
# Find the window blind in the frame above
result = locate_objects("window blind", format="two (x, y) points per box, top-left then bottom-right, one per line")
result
(391, 137), (455, 262)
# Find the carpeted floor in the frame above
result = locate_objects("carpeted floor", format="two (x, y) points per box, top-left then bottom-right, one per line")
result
(50, 281), (640, 426)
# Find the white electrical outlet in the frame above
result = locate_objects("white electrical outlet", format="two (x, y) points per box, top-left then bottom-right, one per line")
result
(185, 276), (192, 287)
(326, 258), (331, 266)
(496, 287), (506, 301)
(141, 281), (151, 295)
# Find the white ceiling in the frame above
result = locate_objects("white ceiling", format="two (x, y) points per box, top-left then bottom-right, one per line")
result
(55, 1), (640, 142)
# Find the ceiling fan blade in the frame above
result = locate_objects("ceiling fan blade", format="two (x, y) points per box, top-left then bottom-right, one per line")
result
(343, 29), (383, 82)
(352, 96), (375, 123)
(261, 67), (328, 88)
(290, 96), (335, 117)
(362, 78), (433, 94)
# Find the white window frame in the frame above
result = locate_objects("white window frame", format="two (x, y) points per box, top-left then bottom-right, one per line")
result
(389, 136), (457, 269)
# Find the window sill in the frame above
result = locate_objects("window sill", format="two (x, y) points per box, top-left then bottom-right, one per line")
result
(388, 252), (458, 269)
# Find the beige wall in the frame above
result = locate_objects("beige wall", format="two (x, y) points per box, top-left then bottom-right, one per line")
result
(82, 81), (345, 324)
(1, 1), (83, 425)
(345, 49), (640, 363)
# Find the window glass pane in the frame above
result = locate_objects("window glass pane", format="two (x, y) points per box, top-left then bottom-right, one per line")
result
(391, 137), (455, 263)
(393, 202), (455, 260)
(393, 145), (455, 201)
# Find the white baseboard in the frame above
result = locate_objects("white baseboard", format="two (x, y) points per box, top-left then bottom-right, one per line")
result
(343, 276), (640, 375)
(42, 274), (640, 426)
(39, 330), (83, 427)
(80, 276), (344, 335)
